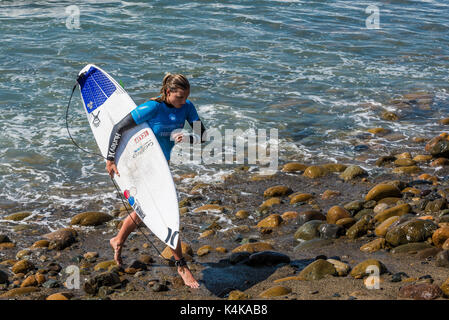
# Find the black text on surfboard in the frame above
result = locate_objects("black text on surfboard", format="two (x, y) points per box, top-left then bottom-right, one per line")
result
(165, 228), (179, 247)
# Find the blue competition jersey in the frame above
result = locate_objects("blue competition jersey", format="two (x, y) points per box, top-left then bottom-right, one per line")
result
(130, 99), (200, 160)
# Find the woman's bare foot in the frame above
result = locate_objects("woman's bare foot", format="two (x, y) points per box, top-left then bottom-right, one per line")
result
(177, 266), (200, 289)
(109, 237), (123, 267)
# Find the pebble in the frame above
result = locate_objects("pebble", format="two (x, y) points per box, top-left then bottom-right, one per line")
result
(263, 185), (292, 197)
(346, 215), (372, 239)
(432, 227), (449, 247)
(339, 165), (367, 181)
(385, 219), (438, 246)
(326, 259), (350, 277)
(398, 283), (443, 300)
(365, 184), (402, 201)
(374, 203), (411, 223)
(327, 206), (351, 224)
(319, 223), (344, 239)
(259, 285), (291, 298)
(350, 259), (387, 279)
(391, 242), (433, 255)
(298, 259), (336, 280)
(70, 211), (113, 226)
(228, 290), (250, 300)
(197, 245), (213, 257)
(294, 220), (324, 240)
(232, 242), (273, 253)
(11, 260), (35, 274)
(297, 210), (326, 226)
(435, 250), (449, 268)
(360, 238), (386, 253)
(257, 214), (283, 229)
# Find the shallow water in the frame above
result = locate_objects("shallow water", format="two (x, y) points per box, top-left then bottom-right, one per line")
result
(0, 1), (448, 225)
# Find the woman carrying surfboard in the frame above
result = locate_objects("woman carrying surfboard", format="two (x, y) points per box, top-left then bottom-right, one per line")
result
(106, 73), (206, 289)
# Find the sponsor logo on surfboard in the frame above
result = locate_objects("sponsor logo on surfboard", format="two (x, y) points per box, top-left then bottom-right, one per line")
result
(90, 110), (101, 127)
(124, 188), (146, 220)
(134, 130), (149, 144)
(87, 101), (94, 110)
(132, 140), (154, 158)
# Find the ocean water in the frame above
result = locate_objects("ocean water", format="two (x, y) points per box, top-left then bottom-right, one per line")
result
(0, 0), (449, 224)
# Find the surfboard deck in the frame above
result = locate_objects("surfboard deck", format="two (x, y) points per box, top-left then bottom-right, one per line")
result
(77, 64), (180, 249)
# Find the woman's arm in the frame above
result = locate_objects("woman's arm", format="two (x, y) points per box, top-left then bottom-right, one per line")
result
(106, 113), (137, 177)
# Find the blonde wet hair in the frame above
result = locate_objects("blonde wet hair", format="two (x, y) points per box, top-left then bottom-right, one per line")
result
(152, 73), (190, 103)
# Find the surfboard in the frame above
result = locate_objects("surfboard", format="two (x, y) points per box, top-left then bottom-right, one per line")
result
(77, 64), (180, 249)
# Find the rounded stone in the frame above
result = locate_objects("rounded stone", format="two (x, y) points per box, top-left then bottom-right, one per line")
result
(281, 162), (308, 173)
(350, 259), (387, 279)
(290, 193), (313, 204)
(257, 214), (283, 229)
(374, 203), (411, 223)
(432, 227), (449, 247)
(346, 215), (372, 239)
(365, 184), (401, 202)
(303, 166), (329, 179)
(326, 206), (351, 224)
(398, 283), (443, 300)
(339, 165), (367, 181)
(263, 185), (292, 197)
(12, 260), (35, 274)
(235, 210), (249, 219)
(385, 219), (438, 247)
(297, 210), (326, 226)
(259, 285), (291, 298)
(375, 216), (400, 237)
(70, 212), (113, 226)
(298, 259), (336, 280)
(294, 220), (325, 241)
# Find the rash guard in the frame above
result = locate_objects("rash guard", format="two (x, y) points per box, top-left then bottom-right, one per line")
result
(107, 99), (206, 162)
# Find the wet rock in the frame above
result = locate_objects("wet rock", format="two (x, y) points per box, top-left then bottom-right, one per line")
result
(425, 199), (447, 213)
(416, 247), (443, 259)
(199, 229), (215, 239)
(373, 203), (389, 215)
(336, 217), (356, 229)
(374, 203), (411, 223)
(16, 249), (32, 260)
(391, 272), (408, 282)
(4, 212), (31, 221)
(232, 242), (273, 253)
(398, 283), (443, 300)
(0, 235), (11, 243)
(441, 278), (449, 297)
(326, 206), (351, 224)
(344, 200), (364, 212)
(375, 216), (400, 237)
(257, 214), (283, 229)
(281, 162), (308, 172)
(429, 140), (449, 158)
(290, 193), (313, 204)
(346, 215), (373, 239)
(12, 260), (34, 274)
(151, 282), (169, 292)
(42, 279), (62, 288)
(394, 158), (416, 167)
(431, 158), (449, 167)
(83, 271), (121, 295)
(281, 211), (298, 221)
(381, 111), (399, 121)
(298, 259), (336, 280)
(391, 242), (433, 254)
(193, 204), (225, 213)
(326, 259), (350, 276)
(385, 219), (438, 246)
(263, 185), (292, 197)
(339, 165), (367, 181)
(21, 275), (37, 288)
(360, 238), (386, 253)
(235, 210), (249, 219)
(0, 287), (39, 298)
(161, 242), (193, 259)
(432, 227), (449, 247)
(319, 224), (344, 239)
(294, 220), (324, 240)
(365, 184), (401, 202)
(94, 260), (118, 272)
(294, 239), (333, 251)
(197, 245), (213, 257)
(70, 212), (113, 226)
(414, 155), (432, 162)
(376, 156), (396, 167)
(31, 240), (50, 249)
(435, 250), (449, 268)
(259, 285), (291, 298)
(393, 166), (422, 174)
(303, 166), (329, 179)
(128, 260), (147, 271)
(46, 293), (70, 300)
(353, 209), (374, 220)
(259, 197), (281, 210)
(247, 251), (290, 266)
(297, 210), (326, 226)
(228, 290), (250, 300)
(322, 163), (347, 172)
(350, 259), (387, 279)
(43, 228), (77, 250)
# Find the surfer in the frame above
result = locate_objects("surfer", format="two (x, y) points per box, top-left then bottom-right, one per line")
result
(106, 73), (205, 289)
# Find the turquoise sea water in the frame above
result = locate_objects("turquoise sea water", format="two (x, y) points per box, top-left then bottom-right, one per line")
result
(0, 0), (448, 222)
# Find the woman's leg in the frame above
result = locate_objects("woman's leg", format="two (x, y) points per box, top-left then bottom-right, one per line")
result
(109, 211), (141, 266)
(170, 237), (200, 288)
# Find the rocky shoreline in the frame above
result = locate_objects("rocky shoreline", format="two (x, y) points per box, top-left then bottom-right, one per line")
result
(1, 130), (449, 300)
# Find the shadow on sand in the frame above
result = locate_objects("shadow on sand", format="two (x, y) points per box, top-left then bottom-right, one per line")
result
(200, 258), (313, 298)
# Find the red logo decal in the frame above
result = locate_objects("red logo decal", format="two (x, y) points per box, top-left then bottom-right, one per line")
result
(134, 130), (149, 144)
